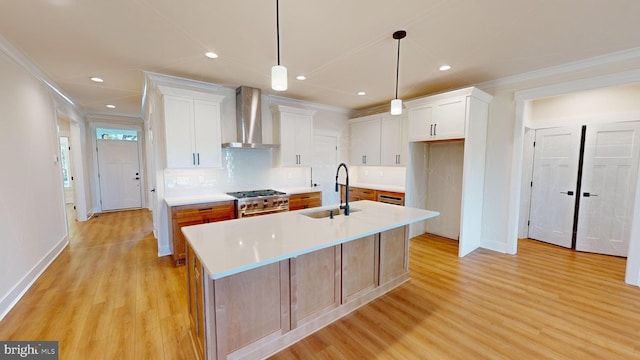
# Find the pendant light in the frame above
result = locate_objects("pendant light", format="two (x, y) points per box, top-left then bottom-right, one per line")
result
(271, 0), (287, 91)
(391, 30), (406, 115)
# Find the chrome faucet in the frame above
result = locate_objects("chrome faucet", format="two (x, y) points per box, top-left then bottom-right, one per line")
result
(335, 163), (350, 216)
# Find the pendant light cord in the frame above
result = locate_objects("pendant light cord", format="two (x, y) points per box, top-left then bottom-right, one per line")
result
(276, 0), (281, 66)
(395, 37), (401, 100)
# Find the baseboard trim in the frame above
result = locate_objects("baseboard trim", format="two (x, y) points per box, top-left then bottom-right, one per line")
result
(0, 235), (69, 321)
(481, 239), (509, 254)
(158, 244), (171, 257)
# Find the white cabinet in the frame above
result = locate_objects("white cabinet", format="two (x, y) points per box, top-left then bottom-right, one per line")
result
(350, 113), (405, 166)
(350, 117), (381, 166)
(160, 86), (225, 169)
(407, 95), (466, 141)
(405, 87), (493, 257)
(380, 116), (405, 166)
(272, 105), (315, 167)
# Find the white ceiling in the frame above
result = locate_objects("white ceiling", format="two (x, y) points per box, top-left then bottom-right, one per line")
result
(1, 0), (639, 116)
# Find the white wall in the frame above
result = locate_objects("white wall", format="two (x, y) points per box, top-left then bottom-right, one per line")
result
(0, 49), (69, 320)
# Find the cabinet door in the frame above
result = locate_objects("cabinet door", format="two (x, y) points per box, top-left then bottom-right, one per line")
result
(341, 235), (378, 302)
(295, 115), (313, 166)
(433, 97), (466, 140)
(350, 118), (381, 166)
(408, 105), (434, 142)
(279, 113), (312, 167)
(172, 215), (204, 266)
(379, 227), (407, 284)
(193, 100), (222, 168)
(164, 95), (195, 168)
(380, 117), (404, 165)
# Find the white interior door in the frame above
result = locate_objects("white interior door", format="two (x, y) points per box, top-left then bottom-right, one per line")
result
(97, 139), (142, 211)
(528, 127), (581, 248)
(576, 122), (640, 256)
(312, 135), (338, 206)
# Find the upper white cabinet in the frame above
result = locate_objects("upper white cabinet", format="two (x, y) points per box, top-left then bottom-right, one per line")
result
(406, 88), (490, 142)
(272, 105), (315, 167)
(350, 117), (381, 166)
(350, 113), (405, 166)
(159, 86), (225, 169)
(380, 116), (405, 166)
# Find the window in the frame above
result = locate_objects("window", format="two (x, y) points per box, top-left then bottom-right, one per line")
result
(96, 127), (138, 141)
(59, 137), (71, 188)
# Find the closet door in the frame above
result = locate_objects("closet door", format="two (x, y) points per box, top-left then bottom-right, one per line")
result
(576, 122), (640, 256)
(528, 127), (581, 248)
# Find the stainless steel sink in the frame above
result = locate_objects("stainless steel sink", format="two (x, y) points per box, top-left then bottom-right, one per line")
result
(300, 208), (360, 219)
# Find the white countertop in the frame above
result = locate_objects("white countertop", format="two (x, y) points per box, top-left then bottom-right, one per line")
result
(183, 200), (439, 280)
(275, 187), (321, 194)
(165, 194), (237, 207)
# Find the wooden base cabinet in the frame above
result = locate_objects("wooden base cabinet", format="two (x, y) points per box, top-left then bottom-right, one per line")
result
(288, 191), (322, 210)
(339, 186), (405, 205)
(187, 243), (206, 358)
(170, 201), (235, 266)
(189, 226), (410, 360)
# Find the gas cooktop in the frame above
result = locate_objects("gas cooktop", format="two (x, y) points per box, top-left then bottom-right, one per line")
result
(226, 189), (286, 199)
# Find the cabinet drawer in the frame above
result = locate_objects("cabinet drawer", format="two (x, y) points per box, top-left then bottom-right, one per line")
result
(289, 192), (322, 210)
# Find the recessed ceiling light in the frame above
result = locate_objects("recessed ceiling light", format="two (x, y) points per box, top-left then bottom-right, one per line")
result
(357, 91), (366, 96)
(90, 77), (104, 83)
(205, 52), (218, 59)
(296, 75), (306, 81)
(106, 104), (116, 109)
(439, 65), (451, 71)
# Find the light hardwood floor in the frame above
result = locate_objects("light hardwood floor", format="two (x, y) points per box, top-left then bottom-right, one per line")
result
(1, 209), (640, 359)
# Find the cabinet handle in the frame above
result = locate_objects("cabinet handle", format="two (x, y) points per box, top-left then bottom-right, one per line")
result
(197, 153), (200, 165)
(198, 208), (213, 211)
(430, 124), (433, 136)
(192, 153), (196, 165)
(434, 123), (437, 136)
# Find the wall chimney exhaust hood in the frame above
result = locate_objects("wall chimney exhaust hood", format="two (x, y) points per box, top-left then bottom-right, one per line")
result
(222, 86), (278, 149)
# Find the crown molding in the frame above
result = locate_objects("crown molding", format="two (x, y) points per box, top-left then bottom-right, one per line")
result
(268, 94), (350, 115)
(0, 34), (79, 109)
(479, 47), (640, 91)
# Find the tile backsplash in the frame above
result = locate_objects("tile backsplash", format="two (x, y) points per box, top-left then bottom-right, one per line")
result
(164, 148), (308, 197)
(351, 166), (406, 188)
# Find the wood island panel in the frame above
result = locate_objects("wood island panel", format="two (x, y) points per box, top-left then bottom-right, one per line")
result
(213, 262), (284, 358)
(290, 246), (341, 328)
(379, 226), (408, 284)
(341, 235), (379, 303)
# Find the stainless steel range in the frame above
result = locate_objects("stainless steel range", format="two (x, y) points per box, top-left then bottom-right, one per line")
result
(227, 189), (289, 218)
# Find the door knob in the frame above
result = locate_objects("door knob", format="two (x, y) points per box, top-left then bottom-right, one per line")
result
(583, 192), (598, 197)
(560, 191), (574, 195)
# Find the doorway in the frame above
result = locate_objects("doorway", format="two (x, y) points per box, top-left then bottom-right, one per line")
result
(312, 135), (338, 205)
(96, 128), (143, 211)
(528, 122), (640, 256)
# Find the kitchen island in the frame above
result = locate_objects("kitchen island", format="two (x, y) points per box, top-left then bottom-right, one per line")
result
(183, 200), (439, 360)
